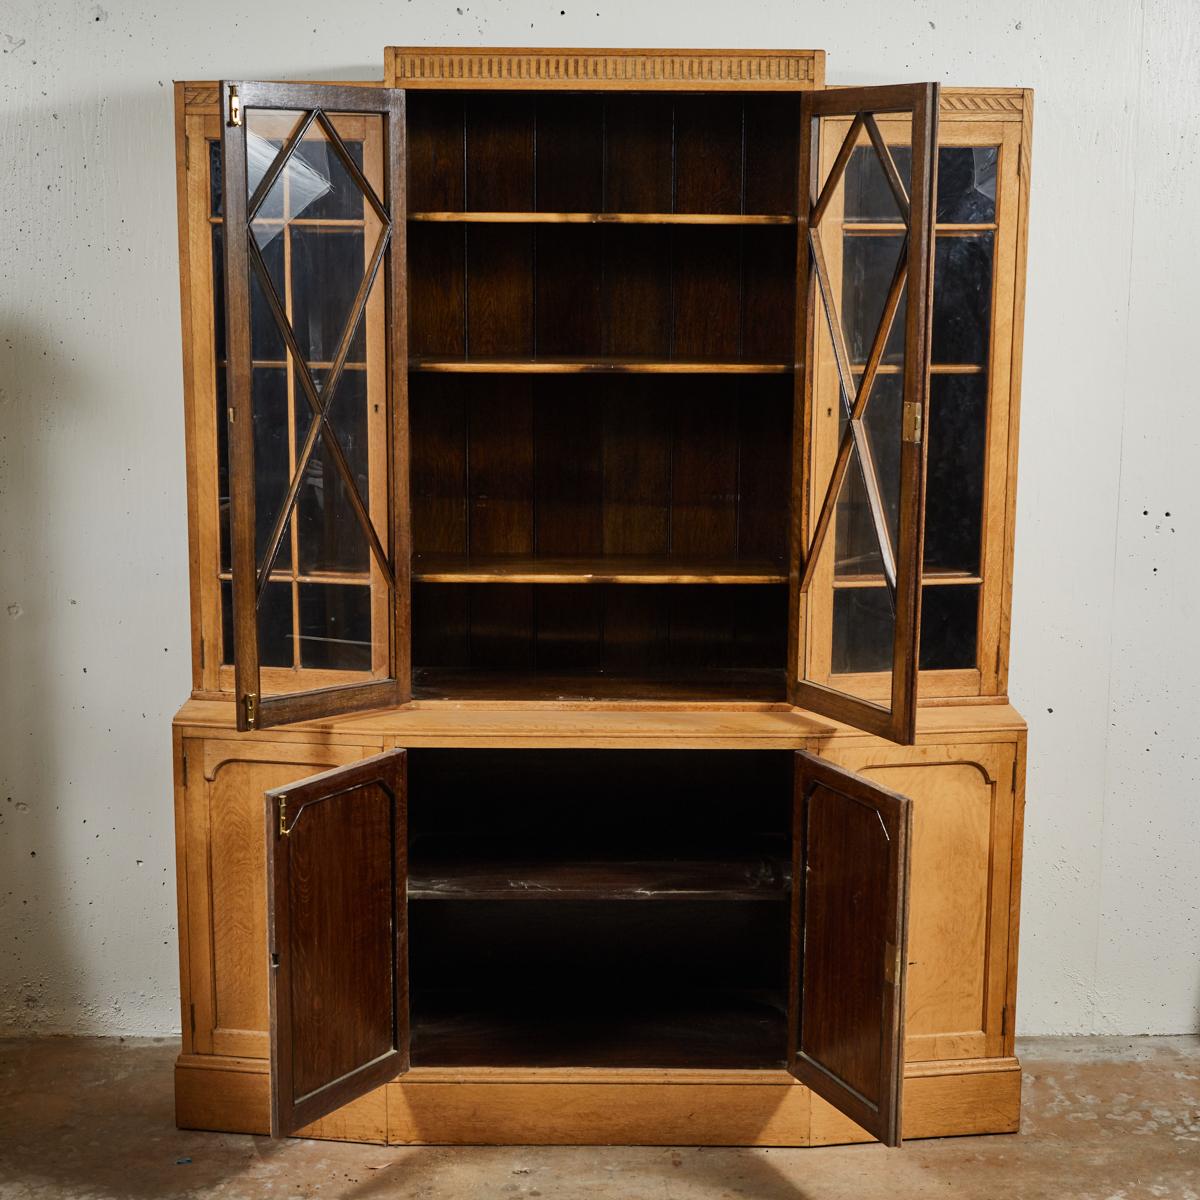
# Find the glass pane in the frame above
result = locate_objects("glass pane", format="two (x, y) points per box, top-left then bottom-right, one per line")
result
(843, 145), (911, 223)
(294, 138), (365, 220)
(290, 227), (368, 362)
(832, 587), (893, 674)
(833, 444), (888, 581)
(295, 427), (371, 576)
(932, 234), (994, 366)
(843, 145), (997, 225)
(217, 372), (231, 572)
(841, 234), (905, 364)
(936, 147), (997, 223)
(245, 107), (300, 216)
(211, 225), (226, 363)
(919, 584), (978, 669)
(298, 583), (372, 669)
(258, 579), (294, 668)
(925, 375), (986, 574)
(232, 103), (390, 692)
(209, 139), (223, 217)
(252, 367), (291, 572)
(221, 580), (291, 669)
(251, 235), (286, 361)
(806, 111), (918, 706)
(220, 578), (234, 665)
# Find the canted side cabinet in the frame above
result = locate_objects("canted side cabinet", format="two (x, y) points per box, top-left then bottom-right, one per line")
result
(170, 47), (1032, 1148)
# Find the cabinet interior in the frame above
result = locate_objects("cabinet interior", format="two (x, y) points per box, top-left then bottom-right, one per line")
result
(406, 90), (798, 702)
(407, 748), (793, 1068)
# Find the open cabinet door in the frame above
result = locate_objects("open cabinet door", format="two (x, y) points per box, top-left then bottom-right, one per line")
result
(789, 84), (939, 744)
(266, 750), (408, 1137)
(790, 752), (912, 1146)
(221, 82), (410, 730)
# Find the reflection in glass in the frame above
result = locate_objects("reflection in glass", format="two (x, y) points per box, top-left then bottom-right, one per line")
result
(252, 368), (291, 571)
(217, 372), (231, 572)
(841, 234), (905, 364)
(295, 426), (371, 576)
(290, 228), (368, 362)
(843, 145), (998, 224)
(257, 580), (294, 668)
(251, 235), (286, 361)
(932, 234), (994, 366)
(220, 578), (234, 665)
(925, 375), (987, 574)
(294, 139), (365, 220)
(209, 139), (223, 217)
(211, 224), (227, 364)
(832, 583), (980, 673)
(298, 584), (372, 669)
(832, 588), (893, 674)
(919, 584), (979, 669)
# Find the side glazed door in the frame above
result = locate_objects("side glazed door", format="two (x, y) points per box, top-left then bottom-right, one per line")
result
(221, 81), (410, 731)
(790, 751), (913, 1146)
(789, 84), (940, 744)
(266, 749), (408, 1137)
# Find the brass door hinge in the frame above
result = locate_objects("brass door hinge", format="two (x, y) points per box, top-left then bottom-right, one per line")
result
(903, 401), (924, 442)
(243, 692), (258, 729)
(228, 85), (242, 127)
(278, 795), (289, 837)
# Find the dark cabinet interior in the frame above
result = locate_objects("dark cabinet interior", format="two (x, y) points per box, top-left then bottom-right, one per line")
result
(407, 749), (793, 1069)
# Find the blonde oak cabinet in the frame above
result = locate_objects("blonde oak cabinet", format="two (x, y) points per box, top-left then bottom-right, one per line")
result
(169, 46), (1032, 1147)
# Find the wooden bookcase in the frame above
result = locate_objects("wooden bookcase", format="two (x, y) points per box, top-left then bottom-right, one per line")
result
(170, 48), (1032, 1148)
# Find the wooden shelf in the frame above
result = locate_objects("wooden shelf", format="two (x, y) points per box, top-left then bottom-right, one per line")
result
(409, 211), (795, 226)
(410, 989), (788, 1069)
(410, 357), (793, 375)
(408, 842), (791, 902)
(833, 569), (983, 590)
(411, 668), (788, 704)
(412, 555), (787, 585)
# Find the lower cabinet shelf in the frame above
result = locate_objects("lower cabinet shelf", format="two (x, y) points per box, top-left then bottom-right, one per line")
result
(410, 988), (790, 1070)
(407, 839), (791, 902)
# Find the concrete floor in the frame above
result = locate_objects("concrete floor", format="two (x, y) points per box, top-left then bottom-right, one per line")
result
(0, 1037), (1197, 1199)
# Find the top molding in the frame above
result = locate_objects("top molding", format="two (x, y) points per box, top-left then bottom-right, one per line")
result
(384, 46), (826, 90)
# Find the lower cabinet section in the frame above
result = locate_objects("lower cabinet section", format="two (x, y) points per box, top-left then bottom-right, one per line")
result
(175, 1054), (1023, 1145)
(172, 703), (1026, 1147)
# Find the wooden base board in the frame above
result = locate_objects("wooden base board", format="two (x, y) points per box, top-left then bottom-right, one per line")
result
(175, 1055), (1021, 1146)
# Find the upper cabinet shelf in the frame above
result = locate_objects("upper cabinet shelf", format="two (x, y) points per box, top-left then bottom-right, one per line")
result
(413, 554), (788, 585)
(409, 211), (796, 226)
(410, 357), (793, 375)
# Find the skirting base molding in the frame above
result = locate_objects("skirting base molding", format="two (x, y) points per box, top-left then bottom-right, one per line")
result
(175, 1054), (1022, 1147)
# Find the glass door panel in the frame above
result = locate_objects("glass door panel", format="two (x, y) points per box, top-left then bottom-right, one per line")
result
(221, 82), (408, 730)
(790, 85), (939, 745)
(820, 123), (1004, 688)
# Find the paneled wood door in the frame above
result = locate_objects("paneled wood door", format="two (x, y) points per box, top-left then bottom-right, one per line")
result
(266, 749), (409, 1136)
(790, 751), (913, 1146)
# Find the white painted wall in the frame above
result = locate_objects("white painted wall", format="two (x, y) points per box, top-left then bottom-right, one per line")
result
(1, 0), (1196, 1038)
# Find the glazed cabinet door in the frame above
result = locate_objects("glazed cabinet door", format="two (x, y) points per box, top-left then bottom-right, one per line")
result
(221, 81), (410, 730)
(266, 749), (409, 1137)
(790, 751), (913, 1146)
(790, 84), (939, 743)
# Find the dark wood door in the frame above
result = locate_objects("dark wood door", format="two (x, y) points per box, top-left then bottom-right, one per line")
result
(790, 751), (913, 1146)
(266, 750), (408, 1137)
(788, 84), (940, 744)
(221, 81), (410, 731)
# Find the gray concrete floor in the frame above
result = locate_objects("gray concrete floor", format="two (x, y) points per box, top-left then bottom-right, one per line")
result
(0, 1036), (1197, 1199)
